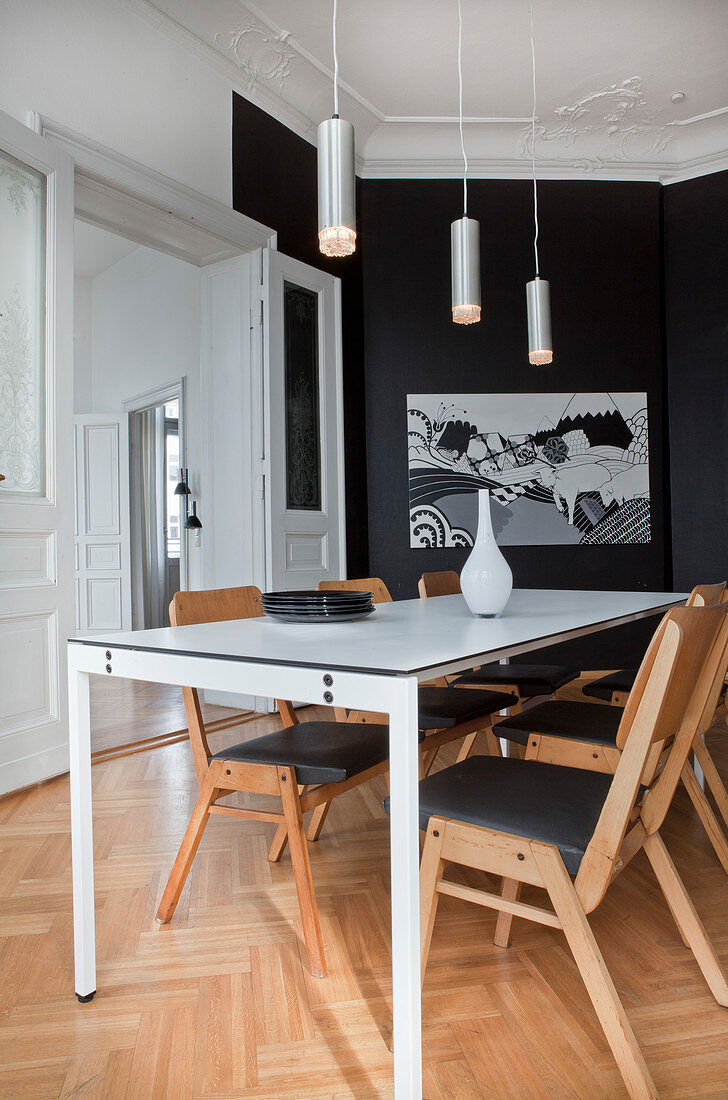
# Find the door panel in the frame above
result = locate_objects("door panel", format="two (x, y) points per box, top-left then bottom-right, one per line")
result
(263, 249), (346, 592)
(0, 108), (74, 794)
(74, 415), (131, 633)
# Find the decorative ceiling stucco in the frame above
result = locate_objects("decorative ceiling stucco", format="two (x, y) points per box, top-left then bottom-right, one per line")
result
(127, 0), (728, 182)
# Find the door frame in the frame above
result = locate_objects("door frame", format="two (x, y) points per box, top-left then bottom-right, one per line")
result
(36, 115), (276, 607)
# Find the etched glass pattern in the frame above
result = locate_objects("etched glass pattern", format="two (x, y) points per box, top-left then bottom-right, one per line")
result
(0, 149), (46, 496)
(284, 282), (321, 511)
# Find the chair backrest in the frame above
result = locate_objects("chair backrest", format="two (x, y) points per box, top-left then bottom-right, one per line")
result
(170, 586), (263, 628)
(576, 602), (728, 911)
(169, 586), (263, 782)
(418, 571), (461, 598)
(687, 582), (727, 607)
(318, 577), (393, 604)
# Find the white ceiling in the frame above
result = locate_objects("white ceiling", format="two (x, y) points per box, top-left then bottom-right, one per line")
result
(74, 220), (139, 280)
(134, 0), (728, 181)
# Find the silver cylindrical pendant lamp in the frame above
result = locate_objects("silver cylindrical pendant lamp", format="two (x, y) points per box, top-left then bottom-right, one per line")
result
(317, 116), (356, 258)
(451, 216), (481, 325)
(526, 276), (552, 364)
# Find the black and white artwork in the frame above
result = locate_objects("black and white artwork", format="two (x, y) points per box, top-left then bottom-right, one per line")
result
(408, 393), (650, 547)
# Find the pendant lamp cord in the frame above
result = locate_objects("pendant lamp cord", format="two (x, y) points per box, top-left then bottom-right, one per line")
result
(332, 0), (340, 117)
(457, 0), (468, 216)
(530, 0), (540, 276)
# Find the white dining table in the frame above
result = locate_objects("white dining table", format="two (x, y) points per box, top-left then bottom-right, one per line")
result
(67, 587), (685, 1098)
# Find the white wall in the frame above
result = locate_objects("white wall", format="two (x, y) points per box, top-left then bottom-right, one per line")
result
(0, 0), (232, 205)
(88, 245), (204, 587)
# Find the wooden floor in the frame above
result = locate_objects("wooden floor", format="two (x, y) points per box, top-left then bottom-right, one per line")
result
(2, 679), (728, 1098)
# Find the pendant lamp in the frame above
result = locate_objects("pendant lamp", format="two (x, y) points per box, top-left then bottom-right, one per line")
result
(318, 0), (356, 258)
(526, 0), (553, 363)
(451, 0), (481, 324)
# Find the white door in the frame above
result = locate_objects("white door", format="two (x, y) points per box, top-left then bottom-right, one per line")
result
(74, 414), (131, 633)
(262, 249), (346, 591)
(0, 110), (74, 795)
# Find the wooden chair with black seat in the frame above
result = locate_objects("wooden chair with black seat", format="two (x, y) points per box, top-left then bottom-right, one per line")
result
(578, 581), (727, 707)
(308, 577), (517, 839)
(414, 600), (728, 1100)
(155, 585), (397, 978)
(490, 582), (728, 876)
(417, 570), (581, 712)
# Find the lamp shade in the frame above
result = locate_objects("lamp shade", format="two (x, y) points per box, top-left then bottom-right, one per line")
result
(526, 276), (553, 364)
(174, 468), (190, 496)
(184, 500), (202, 529)
(317, 117), (356, 257)
(451, 216), (481, 324)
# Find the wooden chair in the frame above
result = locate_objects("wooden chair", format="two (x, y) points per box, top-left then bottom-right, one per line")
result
(155, 585), (396, 978)
(493, 583), (728, 875)
(417, 601), (728, 1100)
(306, 577), (516, 842)
(418, 570), (580, 710)
(580, 582), (727, 705)
(319, 576), (514, 764)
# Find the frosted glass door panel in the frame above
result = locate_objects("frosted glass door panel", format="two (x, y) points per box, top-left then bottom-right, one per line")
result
(0, 149), (46, 497)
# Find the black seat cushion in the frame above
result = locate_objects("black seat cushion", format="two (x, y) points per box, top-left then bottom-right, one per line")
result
(582, 668), (637, 701)
(213, 721), (395, 785)
(418, 685), (516, 730)
(411, 755), (613, 874)
(493, 699), (623, 748)
(451, 663), (579, 696)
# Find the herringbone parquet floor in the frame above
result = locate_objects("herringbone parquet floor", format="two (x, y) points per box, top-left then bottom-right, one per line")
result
(1, 679), (728, 1098)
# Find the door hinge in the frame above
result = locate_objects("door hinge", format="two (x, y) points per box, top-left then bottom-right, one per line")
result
(257, 473), (265, 500)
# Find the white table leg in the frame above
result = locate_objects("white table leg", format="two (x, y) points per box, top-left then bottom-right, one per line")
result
(388, 676), (422, 1099)
(68, 658), (96, 1001)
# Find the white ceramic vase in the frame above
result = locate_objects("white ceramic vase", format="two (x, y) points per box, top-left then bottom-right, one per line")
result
(460, 489), (513, 618)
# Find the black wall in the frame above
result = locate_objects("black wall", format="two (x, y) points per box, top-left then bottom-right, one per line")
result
(664, 170), (728, 589)
(232, 93), (369, 577)
(231, 94), (694, 666)
(360, 179), (668, 664)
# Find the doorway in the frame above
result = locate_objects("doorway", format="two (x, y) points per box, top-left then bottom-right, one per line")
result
(126, 384), (186, 630)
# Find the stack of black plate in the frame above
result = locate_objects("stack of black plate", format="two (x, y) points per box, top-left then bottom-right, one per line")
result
(259, 589), (375, 624)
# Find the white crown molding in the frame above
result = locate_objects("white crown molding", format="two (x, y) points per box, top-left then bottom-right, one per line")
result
(122, 0), (728, 186)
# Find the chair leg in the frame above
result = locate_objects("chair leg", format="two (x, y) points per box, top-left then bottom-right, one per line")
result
(643, 830), (728, 1006)
(421, 746), (440, 776)
(278, 767), (326, 978)
(681, 761), (728, 876)
(455, 731), (479, 763)
(267, 823), (289, 862)
(493, 878), (522, 948)
(307, 800), (332, 842)
(419, 820), (446, 985)
(693, 734), (728, 828)
(533, 843), (659, 1100)
(482, 727), (503, 757)
(156, 762), (223, 924)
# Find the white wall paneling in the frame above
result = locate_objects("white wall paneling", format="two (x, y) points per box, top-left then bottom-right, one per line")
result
(73, 415), (131, 633)
(0, 531), (56, 589)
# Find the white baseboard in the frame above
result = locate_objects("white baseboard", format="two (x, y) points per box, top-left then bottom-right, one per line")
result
(0, 742), (70, 798)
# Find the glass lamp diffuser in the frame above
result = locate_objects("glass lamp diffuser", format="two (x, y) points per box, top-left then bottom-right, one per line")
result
(451, 216), (481, 325)
(317, 117), (356, 257)
(526, 276), (553, 364)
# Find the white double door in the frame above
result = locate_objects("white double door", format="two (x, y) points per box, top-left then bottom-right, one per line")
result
(0, 110), (75, 795)
(204, 247), (346, 598)
(202, 248), (346, 711)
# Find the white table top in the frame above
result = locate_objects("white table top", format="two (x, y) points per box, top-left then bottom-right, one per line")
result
(70, 589), (685, 678)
